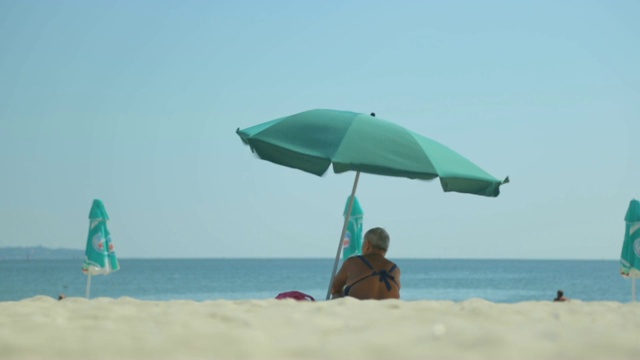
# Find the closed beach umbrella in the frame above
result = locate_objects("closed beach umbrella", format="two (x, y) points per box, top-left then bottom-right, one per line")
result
(620, 199), (640, 301)
(82, 199), (120, 298)
(342, 195), (364, 260)
(237, 109), (508, 299)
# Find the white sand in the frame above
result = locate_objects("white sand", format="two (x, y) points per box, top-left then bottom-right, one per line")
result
(1, 296), (639, 360)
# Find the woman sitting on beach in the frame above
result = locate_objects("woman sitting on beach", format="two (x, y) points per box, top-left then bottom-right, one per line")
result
(331, 227), (401, 300)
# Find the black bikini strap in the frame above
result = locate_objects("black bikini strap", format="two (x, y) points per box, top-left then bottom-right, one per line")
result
(356, 255), (374, 269)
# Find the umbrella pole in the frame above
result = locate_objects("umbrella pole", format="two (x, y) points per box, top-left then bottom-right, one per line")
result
(325, 171), (361, 300)
(633, 277), (637, 302)
(86, 273), (92, 299)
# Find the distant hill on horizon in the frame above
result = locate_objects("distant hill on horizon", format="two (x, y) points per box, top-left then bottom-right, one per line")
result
(0, 246), (84, 260)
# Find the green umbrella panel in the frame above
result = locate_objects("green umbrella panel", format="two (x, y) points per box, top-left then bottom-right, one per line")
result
(82, 199), (119, 298)
(621, 199), (640, 279)
(342, 195), (364, 260)
(237, 109), (508, 197)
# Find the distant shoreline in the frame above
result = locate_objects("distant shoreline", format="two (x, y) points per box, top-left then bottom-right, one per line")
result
(0, 246), (83, 260)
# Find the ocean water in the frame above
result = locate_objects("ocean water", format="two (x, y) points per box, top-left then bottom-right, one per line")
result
(0, 258), (634, 303)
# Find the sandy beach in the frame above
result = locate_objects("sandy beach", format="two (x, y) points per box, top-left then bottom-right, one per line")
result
(0, 297), (639, 360)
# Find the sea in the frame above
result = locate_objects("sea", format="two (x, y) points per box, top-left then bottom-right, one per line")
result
(0, 258), (635, 303)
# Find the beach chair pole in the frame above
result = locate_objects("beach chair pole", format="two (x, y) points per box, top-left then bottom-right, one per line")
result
(326, 171), (360, 300)
(86, 272), (92, 299)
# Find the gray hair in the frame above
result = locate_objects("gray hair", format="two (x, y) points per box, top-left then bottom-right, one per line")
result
(365, 227), (390, 252)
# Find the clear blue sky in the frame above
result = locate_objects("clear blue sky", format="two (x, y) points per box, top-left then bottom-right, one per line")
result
(1, 0), (638, 259)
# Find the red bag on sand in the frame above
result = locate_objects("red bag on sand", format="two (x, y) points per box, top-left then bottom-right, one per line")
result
(275, 291), (315, 301)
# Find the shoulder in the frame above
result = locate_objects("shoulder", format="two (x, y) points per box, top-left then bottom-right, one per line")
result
(339, 256), (359, 270)
(388, 260), (400, 272)
(349, 255), (371, 264)
(344, 256), (360, 264)
(393, 264), (401, 273)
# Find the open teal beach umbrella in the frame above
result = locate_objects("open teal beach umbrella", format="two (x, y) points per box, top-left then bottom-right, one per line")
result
(620, 199), (640, 301)
(237, 109), (509, 299)
(82, 199), (119, 298)
(342, 195), (364, 260)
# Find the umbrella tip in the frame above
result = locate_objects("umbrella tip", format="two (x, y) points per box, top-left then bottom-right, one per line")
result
(370, 112), (376, 117)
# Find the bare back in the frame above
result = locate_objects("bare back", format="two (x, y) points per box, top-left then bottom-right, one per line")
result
(333, 254), (401, 300)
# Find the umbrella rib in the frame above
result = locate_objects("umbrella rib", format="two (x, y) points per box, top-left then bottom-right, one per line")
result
(328, 117), (358, 161)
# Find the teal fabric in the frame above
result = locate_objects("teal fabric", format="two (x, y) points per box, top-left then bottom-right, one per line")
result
(82, 199), (120, 275)
(342, 195), (364, 259)
(620, 199), (640, 277)
(237, 109), (507, 197)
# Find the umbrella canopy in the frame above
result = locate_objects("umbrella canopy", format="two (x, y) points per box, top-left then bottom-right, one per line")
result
(620, 199), (640, 277)
(342, 195), (364, 260)
(82, 199), (119, 276)
(237, 109), (508, 197)
(237, 109), (508, 299)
